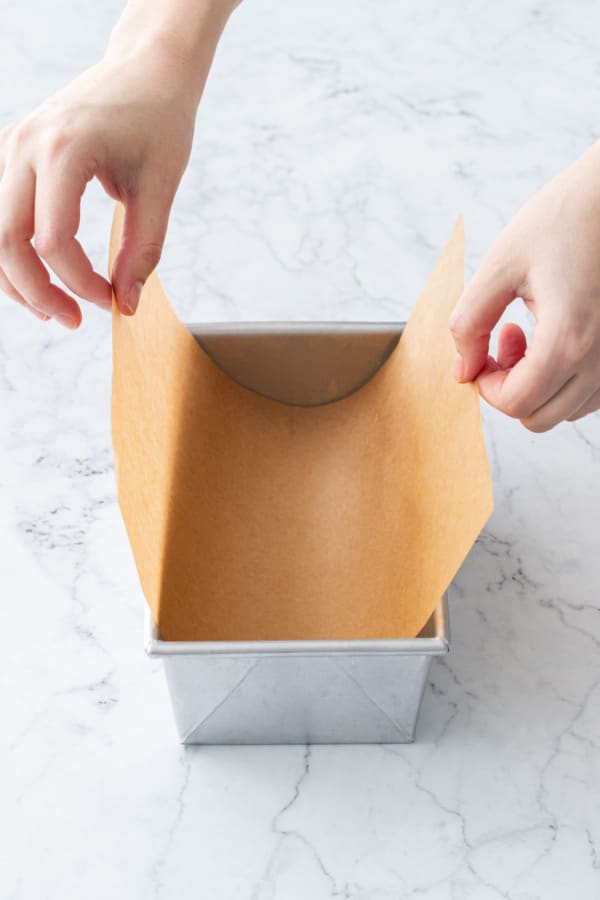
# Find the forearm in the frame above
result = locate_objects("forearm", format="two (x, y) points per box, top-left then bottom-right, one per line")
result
(105, 0), (238, 107)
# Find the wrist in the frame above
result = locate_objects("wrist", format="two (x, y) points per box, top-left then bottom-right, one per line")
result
(105, 0), (236, 107)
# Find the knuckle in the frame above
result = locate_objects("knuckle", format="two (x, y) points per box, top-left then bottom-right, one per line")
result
(139, 241), (162, 269)
(44, 129), (73, 161)
(561, 319), (596, 366)
(35, 228), (66, 260)
(502, 395), (532, 420)
(8, 121), (33, 153)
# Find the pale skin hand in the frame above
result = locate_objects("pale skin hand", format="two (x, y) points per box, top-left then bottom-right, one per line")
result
(450, 141), (600, 431)
(0, 0), (236, 327)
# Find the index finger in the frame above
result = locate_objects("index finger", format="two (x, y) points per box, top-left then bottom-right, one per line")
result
(34, 154), (112, 310)
(449, 242), (524, 382)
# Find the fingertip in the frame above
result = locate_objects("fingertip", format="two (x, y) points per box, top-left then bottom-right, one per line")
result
(475, 355), (501, 381)
(116, 293), (135, 317)
(92, 288), (113, 313)
(460, 352), (490, 384)
(497, 322), (527, 370)
(93, 275), (114, 310)
(91, 274), (114, 312)
(54, 300), (82, 330)
(111, 270), (130, 316)
(476, 367), (510, 410)
(115, 278), (143, 316)
(55, 312), (81, 330)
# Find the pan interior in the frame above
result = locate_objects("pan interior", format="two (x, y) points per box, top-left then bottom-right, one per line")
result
(187, 322), (404, 407)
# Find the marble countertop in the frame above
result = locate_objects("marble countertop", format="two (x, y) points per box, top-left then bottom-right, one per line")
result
(2, 1), (600, 897)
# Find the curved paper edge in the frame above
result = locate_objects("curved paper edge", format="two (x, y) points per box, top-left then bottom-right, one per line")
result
(109, 206), (494, 642)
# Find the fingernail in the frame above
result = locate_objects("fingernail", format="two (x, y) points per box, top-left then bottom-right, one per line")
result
(454, 355), (465, 381)
(123, 280), (144, 316)
(55, 312), (79, 330)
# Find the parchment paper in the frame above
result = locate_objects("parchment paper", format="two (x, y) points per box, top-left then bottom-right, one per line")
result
(110, 207), (493, 641)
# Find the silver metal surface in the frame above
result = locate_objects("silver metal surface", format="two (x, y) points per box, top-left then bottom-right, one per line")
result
(145, 597), (449, 744)
(145, 320), (451, 744)
(188, 321), (403, 406)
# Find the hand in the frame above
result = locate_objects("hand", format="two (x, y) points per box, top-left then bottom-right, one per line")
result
(0, 0), (238, 329)
(449, 141), (600, 431)
(0, 47), (199, 328)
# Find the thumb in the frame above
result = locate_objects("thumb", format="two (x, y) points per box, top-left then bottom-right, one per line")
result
(448, 242), (525, 382)
(111, 188), (172, 315)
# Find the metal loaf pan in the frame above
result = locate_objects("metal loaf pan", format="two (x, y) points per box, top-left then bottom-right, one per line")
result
(144, 322), (451, 744)
(145, 596), (450, 744)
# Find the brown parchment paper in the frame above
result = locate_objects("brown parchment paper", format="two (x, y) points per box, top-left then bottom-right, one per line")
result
(110, 207), (493, 641)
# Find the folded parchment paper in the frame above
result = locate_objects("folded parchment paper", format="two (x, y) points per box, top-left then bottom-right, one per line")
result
(110, 207), (493, 641)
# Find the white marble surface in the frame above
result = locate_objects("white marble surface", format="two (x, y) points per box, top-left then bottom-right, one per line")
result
(1, 0), (600, 897)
